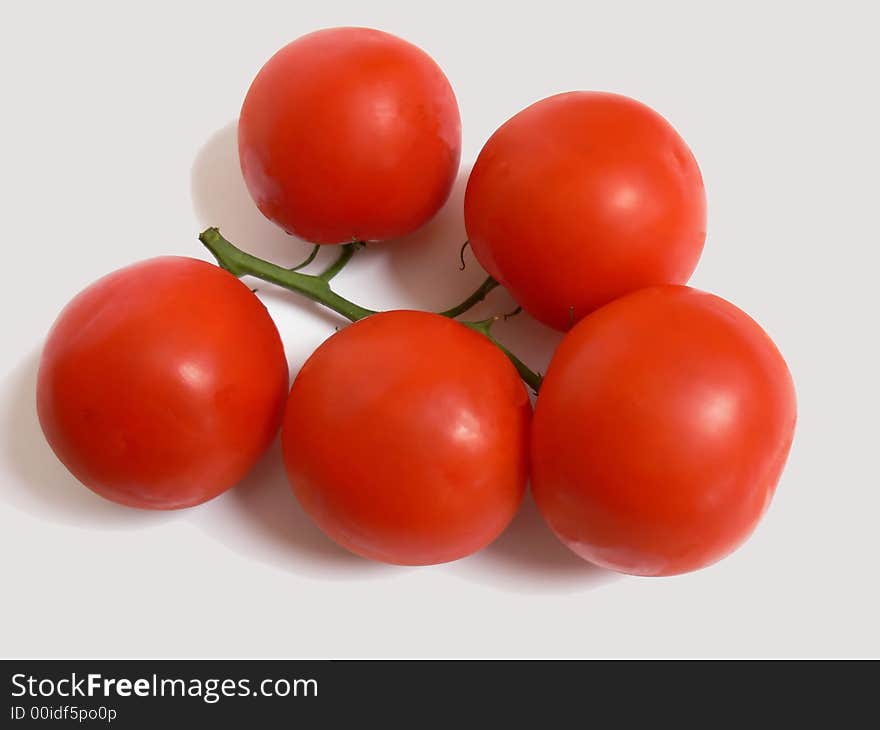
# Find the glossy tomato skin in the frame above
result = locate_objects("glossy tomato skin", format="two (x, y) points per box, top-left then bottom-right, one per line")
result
(465, 92), (706, 331)
(282, 311), (530, 565)
(239, 27), (462, 244)
(37, 257), (289, 509)
(531, 286), (796, 576)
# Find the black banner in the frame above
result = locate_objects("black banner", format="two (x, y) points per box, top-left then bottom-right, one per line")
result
(3, 659), (876, 726)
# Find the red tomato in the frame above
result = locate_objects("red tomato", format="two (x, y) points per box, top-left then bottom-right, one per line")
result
(282, 311), (530, 565)
(239, 27), (461, 244)
(465, 92), (706, 331)
(531, 286), (796, 576)
(37, 257), (289, 509)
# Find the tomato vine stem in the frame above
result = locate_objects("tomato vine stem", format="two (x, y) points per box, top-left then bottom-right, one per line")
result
(317, 241), (362, 281)
(200, 228), (375, 322)
(290, 244), (319, 271)
(198, 227), (542, 393)
(439, 275), (499, 318)
(464, 316), (542, 394)
(458, 239), (471, 270)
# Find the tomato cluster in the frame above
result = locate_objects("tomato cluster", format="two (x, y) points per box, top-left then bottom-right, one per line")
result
(37, 28), (796, 576)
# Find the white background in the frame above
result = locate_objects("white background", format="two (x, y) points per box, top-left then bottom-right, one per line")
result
(1, 1), (878, 658)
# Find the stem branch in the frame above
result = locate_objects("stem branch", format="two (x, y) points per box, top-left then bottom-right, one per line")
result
(318, 242), (361, 281)
(464, 319), (543, 394)
(290, 245), (319, 271)
(439, 276), (499, 318)
(198, 228), (542, 392)
(199, 228), (375, 322)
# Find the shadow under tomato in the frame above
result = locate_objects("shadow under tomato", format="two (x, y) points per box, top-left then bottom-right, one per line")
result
(189, 439), (395, 581)
(451, 493), (619, 594)
(0, 352), (180, 531)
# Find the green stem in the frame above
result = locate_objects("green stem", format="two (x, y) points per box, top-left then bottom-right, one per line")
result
(290, 244), (319, 271)
(439, 276), (499, 318)
(197, 228), (542, 393)
(318, 241), (361, 281)
(199, 228), (375, 322)
(464, 319), (543, 395)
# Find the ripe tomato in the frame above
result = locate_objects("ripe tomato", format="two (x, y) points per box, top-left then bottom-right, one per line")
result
(531, 286), (796, 576)
(239, 27), (461, 244)
(465, 92), (706, 331)
(282, 311), (530, 565)
(37, 257), (289, 509)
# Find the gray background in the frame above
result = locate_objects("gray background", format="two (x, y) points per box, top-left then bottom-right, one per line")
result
(1, 0), (877, 657)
